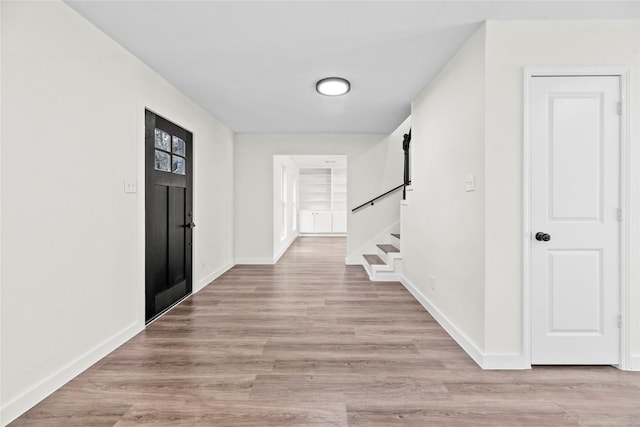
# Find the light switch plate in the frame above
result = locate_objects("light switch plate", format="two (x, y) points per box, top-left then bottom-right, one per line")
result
(124, 177), (137, 193)
(465, 174), (475, 192)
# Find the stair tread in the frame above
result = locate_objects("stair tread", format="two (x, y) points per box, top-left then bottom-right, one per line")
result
(376, 244), (400, 254)
(363, 254), (386, 265)
(391, 233), (400, 239)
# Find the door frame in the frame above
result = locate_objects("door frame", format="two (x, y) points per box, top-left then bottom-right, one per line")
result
(523, 67), (631, 369)
(137, 106), (197, 325)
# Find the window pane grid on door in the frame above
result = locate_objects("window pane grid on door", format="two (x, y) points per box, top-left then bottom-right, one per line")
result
(154, 128), (187, 175)
(172, 156), (185, 175)
(154, 150), (170, 172)
(154, 128), (171, 151)
(172, 136), (186, 156)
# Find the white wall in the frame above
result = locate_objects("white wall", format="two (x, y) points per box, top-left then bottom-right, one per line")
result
(234, 134), (384, 264)
(483, 20), (640, 360)
(0, 0), (4, 416)
(403, 26), (487, 352)
(346, 117), (410, 264)
(0, 1), (235, 423)
(404, 20), (640, 368)
(273, 156), (299, 262)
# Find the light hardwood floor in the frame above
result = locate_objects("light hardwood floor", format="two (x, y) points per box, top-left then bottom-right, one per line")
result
(12, 237), (640, 426)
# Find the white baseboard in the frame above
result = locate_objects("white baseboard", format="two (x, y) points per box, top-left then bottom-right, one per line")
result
(234, 235), (299, 267)
(629, 354), (640, 371)
(371, 272), (402, 282)
(346, 257), (362, 267)
(400, 274), (529, 370)
(299, 233), (345, 237)
(483, 353), (530, 370)
(195, 261), (235, 292)
(234, 258), (276, 265)
(362, 263), (401, 282)
(1, 321), (143, 426)
(273, 235), (298, 264)
(399, 274), (484, 367)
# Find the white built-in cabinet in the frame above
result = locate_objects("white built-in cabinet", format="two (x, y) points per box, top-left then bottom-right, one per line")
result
(298, 168), (347, 234)
(299, 211), (333, 233)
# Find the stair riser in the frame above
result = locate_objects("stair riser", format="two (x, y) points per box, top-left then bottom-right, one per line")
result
(376, 247), (388, 263)
(362, 235), (402, 282)
(377, 250), (395, 265)
(371, 259), (403, 280)
(372, 256), (400, 271)
(376, 249), (401, 264)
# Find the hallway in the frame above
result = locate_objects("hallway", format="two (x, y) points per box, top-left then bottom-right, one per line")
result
(12, 237), (640, 426)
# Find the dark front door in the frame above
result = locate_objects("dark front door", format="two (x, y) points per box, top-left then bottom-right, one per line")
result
(145, 110), (193, 322)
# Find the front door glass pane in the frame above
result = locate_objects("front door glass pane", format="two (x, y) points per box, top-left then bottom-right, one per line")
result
(155, 150), (171, 172)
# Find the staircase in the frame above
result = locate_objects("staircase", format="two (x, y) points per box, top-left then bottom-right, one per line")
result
(362, 233), (402, 281)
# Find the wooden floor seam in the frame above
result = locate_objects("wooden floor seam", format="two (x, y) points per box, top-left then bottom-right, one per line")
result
(11, 236), (640, 426)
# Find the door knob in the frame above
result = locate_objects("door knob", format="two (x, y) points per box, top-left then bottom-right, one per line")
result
(535, 232), (551, 242)
(184, 222), (196, 229)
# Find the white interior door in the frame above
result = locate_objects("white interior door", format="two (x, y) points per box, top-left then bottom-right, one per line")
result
(530, 75), (621, 365)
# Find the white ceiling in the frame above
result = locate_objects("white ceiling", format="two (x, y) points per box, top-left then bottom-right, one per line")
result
(66, 1), (638, 134)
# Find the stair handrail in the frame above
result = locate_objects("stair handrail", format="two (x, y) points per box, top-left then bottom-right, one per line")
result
(351, 182), (410, 213)
(352, 128), (411, 213)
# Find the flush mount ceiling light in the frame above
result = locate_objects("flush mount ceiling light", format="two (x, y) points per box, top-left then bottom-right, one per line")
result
(316, 77), (350, 96)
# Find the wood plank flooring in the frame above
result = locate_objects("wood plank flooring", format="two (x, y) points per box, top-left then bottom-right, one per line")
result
(11, 236), (640, 426)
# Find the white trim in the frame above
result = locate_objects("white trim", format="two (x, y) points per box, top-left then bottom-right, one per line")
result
(0, 2), (3, 422)
(618, 69), (632, 371)
(235, 258), (277, 265)
(365, 266), (401, 282)
(527, 66), (632, 78)
(371, 273), (402, 282)
(630, 354), (640, 371)
(299, 233), (345, 237)
(523, 67), (632, 370)
(399, 274), (480, 367)
(400, 274), (528, 370)
(136, 103), (147, 329)
(195, 261), (235, 292)
(365, 254), (403, 282)
(1, 321), (143, 426)
(273, 234), (298, 264)
(522, 67), (533, 368)
(345, 220), (400, 265)
(3, 255), (229, 423)
(483, 354), (529, 370)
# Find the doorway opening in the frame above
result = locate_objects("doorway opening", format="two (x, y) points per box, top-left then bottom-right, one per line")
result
(273, 155), (347, 262)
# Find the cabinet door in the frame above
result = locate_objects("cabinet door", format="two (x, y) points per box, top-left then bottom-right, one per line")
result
(315, 211), (333, 233)
(331, 211), (347, 233)
(298, 211), (315, 233)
